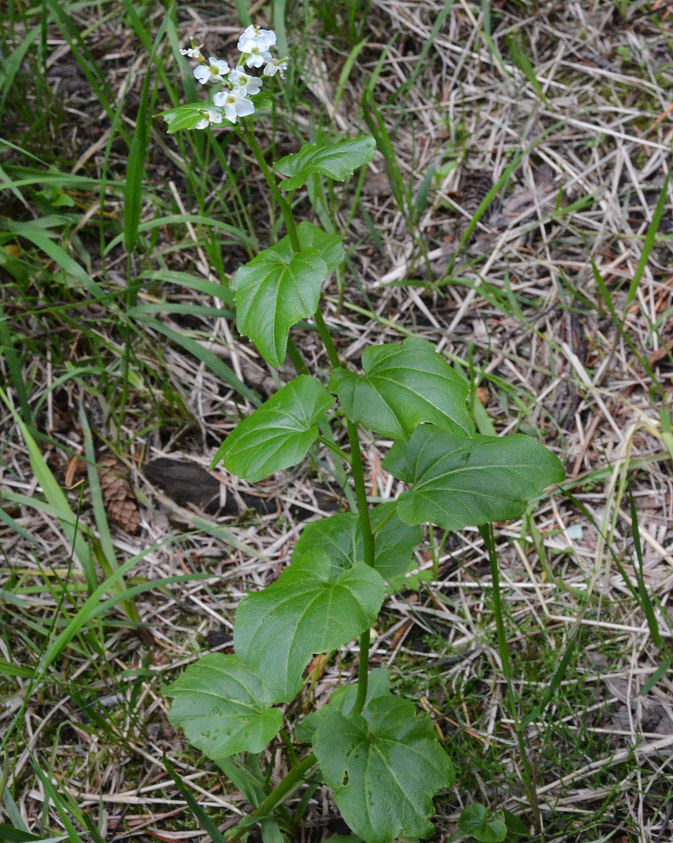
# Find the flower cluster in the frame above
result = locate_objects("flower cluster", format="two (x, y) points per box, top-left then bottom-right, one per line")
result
(180, 25), (288, 129)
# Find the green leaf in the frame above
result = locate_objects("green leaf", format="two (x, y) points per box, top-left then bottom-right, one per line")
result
(0, 659), (32, 677)
(291, 503), (422, 582)
(312, 679), (454, 843)
(233, 224), (344, 367)
(285, 221), (346, 273)
(124, 50), (153, 252)
(329, 338), (474, 440)
(212, 375), (333, 482)
(235, 553), (385, 702)
(234, 246), (325, 367)
(0, 827), (67, 843)
(459, 804), (508, 842)
(297, 668), (392, 742)
(369, 503), (423, 581)
(275, 136), (376, 191)
(164, 653), (283, 759)
(503, 810), (530, 838)
(382, 426), (565, 530)
(259, 820), (288, 843)
(391, 567), (433, 592)
(160, 102), (226, 133)
(251, 89), (273, 112)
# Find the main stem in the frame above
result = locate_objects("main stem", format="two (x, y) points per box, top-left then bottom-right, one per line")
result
(244, 125), (376, 712)
(226, 752), (317, 842)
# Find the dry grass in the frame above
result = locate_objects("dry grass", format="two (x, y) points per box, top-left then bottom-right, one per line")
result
(2, 0), (673, 840)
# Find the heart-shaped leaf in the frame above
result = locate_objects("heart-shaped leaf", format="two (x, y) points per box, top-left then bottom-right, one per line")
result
(291, 503), (421, 582)
(212, 375), (333, 482)
(233, 224), (343, 367)
(329, 338), (474, 440)
(277, 221), (345, 274)
(312, 678), (454, 843)
(164, 653), (283, 759)
(382, 426), (565, 530)
(275, 137), (376, 191)
(233, 246), (326, 367)
(297, 668), (392, 743)
(235, 553), (385, 702)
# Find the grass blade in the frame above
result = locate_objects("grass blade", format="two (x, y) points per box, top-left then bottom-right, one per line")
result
(389, 0), (455, 110)
(0, 23), (40, 114)
(629, 484), (665, 652)
(505, 31), (548, 104)
(0, 301), (31, 423)
(79, 404), (141, 623)
(162, 757), (228, 843)
(0, 826), (67, 842)
(104, 215), (254, 257)
(361, 87), (409, 221)
(624, 164), (671, 311)
(1, 387), (97, 594)
(8, 221), (109, 301)
(130, 313), (260, 405)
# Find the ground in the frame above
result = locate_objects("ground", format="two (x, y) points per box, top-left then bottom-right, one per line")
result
(1, 1), (673, 841)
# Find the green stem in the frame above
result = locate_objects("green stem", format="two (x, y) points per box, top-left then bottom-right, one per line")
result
(318, 435), (351, 465)
(287, 337), (309, 375)
(354, 629), (371, 713)
(243, 123), (301, 251)
(346, 414), (376, 715)
(346, 418), (375, 568)
(239, 117), (377, 767)
(313, 309), (340, 368)
(226, 753), (317, 842)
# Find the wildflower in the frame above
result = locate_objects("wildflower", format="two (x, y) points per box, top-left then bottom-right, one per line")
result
(240, 45), (273, 69)
(213, 88), (255, 123)
(194, 56), (230, 85)
(263, 58), (288, 78)
(228, 68), (263, 96)
(180, 43), (204, 61)
(237, 25), (276, 69)
(237, 25), (277, 52)
(194, 107), (223, 129)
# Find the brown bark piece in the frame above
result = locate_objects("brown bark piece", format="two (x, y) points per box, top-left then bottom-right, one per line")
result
(98, 453), (140, 535)
(143, 458), (221, 508)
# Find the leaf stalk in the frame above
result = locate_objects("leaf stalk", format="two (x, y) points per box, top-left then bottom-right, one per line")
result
(226, 752), (317, 841)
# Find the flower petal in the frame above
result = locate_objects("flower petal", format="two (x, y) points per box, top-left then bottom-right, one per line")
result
(194, 65), (210, 84)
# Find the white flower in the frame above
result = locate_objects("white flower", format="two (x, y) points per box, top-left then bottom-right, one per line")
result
(263, 58), (288, 78)
(228, 68), (263, 96)
(237, 25), (276, 68)
(213, 89), (255, 123)
(194, 56), (230, 85)
(180, 44), (204, 61)
(242, 46), (273, 69)
(194, 107), (223, 129)
(237, 25), (277, 52)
